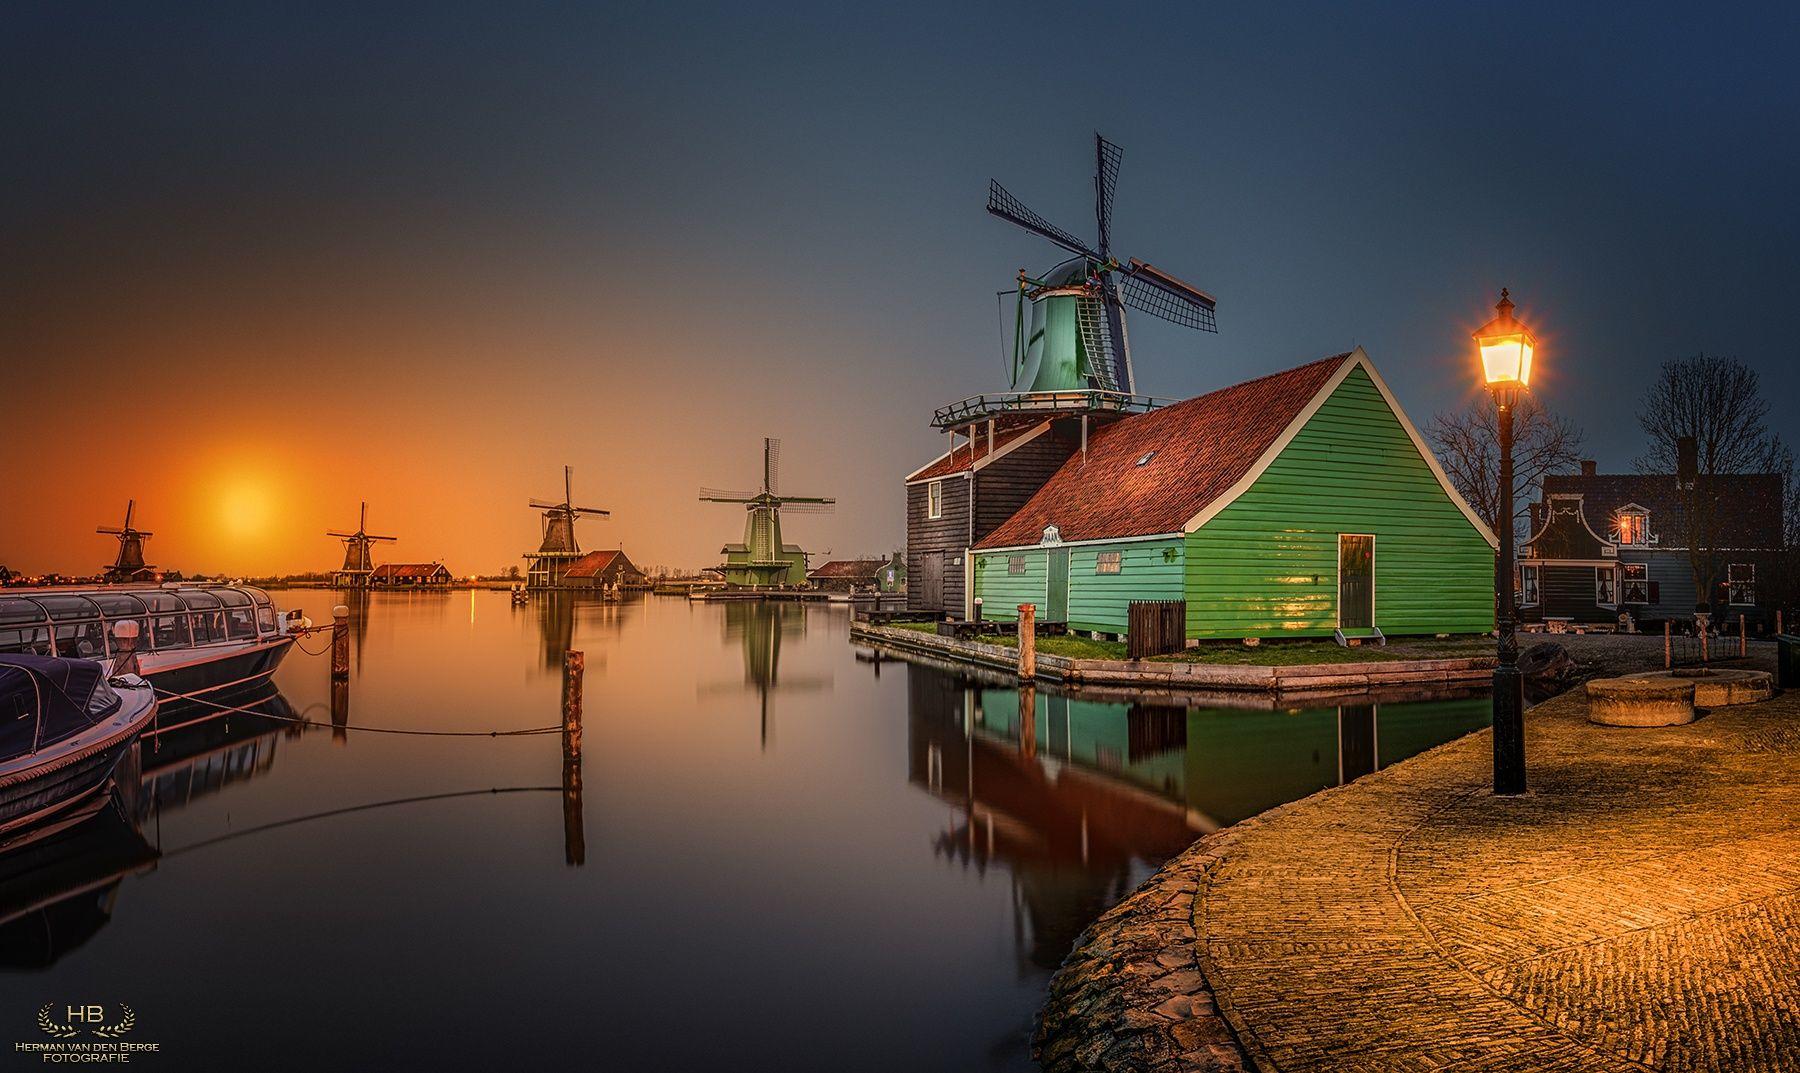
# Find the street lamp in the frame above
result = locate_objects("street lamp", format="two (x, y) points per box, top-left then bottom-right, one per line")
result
(1475, 288), (1534, 795)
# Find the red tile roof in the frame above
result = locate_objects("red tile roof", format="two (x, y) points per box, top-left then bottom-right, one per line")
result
(563, 550), (637, 578)
(907, 422), (1046, 483)
(370, 563), (450, 579)
(976, 354), (1354, 548)
(808, 558), (890, 579)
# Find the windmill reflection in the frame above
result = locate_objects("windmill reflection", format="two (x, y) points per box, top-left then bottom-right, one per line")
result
(703, 602), (828, 750)
(527, 592), (627, 675)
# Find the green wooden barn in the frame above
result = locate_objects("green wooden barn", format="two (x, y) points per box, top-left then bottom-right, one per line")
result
(968, 349), (1497, 642)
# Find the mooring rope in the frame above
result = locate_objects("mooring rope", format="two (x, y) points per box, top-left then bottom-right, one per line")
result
(291, 631), (336, 657)
(150, 686), (565, 738)
(161, 786), (564, 858)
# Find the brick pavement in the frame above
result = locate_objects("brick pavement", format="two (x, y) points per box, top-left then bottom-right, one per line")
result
(1037, 687), (1800, 1072)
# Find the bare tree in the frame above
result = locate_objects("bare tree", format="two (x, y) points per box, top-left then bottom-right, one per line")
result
(1636, 353), (1793, 614)
(1426, 394), (1585, 538)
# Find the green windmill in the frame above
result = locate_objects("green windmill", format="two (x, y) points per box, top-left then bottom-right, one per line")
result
(988, 133), (1218, 397)
(700, 438), (835, 589)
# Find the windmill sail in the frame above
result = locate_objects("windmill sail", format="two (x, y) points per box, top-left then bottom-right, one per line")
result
(986, 133), (1217, 396)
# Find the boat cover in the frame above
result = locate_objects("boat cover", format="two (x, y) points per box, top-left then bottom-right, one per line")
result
(0, 655), (119, 760)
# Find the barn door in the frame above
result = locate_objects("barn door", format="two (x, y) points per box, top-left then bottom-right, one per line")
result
(1339, 535), (1374, 629)
(921, 553), (944, 609)
(1046, 548), (1070, 623)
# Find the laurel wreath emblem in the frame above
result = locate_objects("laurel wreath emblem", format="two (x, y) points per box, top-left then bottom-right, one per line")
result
(92, 1005), (135, 1038)
(37, 1003), (135, 1038)
(37, 1005), (79, 1039)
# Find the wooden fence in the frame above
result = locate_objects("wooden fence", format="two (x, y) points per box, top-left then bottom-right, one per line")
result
(1127, 600), (1187, 660)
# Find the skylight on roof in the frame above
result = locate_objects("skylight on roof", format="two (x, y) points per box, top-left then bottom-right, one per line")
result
(1135, 451), (1157, 466)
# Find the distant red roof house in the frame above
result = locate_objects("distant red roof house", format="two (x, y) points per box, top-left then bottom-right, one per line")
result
(976, 354), (1356, 548)
(369, 562), (453, 586)
(561, 549), (647, 587)
(807, 557), (900, 592)
(905, 422), (1049, 484)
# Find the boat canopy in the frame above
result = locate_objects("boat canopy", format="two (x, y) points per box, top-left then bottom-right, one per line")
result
(0, 587), (281, 659)
(0, 654), (122, 759)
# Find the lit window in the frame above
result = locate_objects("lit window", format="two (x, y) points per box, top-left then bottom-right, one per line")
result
(1095, 551), (1122, 574)
(1622, 563), (1651, 604)
(1728, 564), (1756, 605)
(1616, 510), (1649, 546)
(926, 480), (943, 520)
(1595, 566), (1617, 608)
(1518, 565), (1540, 606)
(1007, 555), (1026, 576)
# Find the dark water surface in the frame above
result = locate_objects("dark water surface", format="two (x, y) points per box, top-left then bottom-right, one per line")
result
(2, 591), (1489, 1071)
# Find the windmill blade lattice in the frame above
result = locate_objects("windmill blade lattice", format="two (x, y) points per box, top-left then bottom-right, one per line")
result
(986, 181), (1100, 261)
(1095, 134), (1122, 258)
(1121, 262), (1218, 332)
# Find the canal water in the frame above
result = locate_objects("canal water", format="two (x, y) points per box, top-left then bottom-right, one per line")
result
(3, 591), (1489, 1071)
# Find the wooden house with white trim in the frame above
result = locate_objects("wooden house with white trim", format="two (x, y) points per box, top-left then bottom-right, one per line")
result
(916, 349), (1497, 641)
(1520, 448), (1784, 629)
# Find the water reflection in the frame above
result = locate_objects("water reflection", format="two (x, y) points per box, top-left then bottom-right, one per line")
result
(707, 602), (830, 749)
(0, 594), (1493, 1071)
(0, 686), (300, 971)
(902, 662), (1490, 973)
(0, 753), (153, 970)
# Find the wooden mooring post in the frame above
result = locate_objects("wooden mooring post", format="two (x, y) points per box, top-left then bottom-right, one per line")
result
(330, 605), (350, 680)
(330, 678), (350, 745)
(561, 649), (586, 867)
(1017, 604), (1037, 679)
(1018, 682), (1037, 760)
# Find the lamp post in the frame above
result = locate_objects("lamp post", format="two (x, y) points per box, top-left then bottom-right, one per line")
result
(1475, 288), (1535, 795)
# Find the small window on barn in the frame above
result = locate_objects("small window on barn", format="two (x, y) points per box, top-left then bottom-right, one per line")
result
(1518, 565), (1540, 606)
(1095, 551), (1122, 574)
(1595, 566), (1617, 608)
(1728, 563), (1756, 605)
(1007, 555), (1026, 575)
(1616, 509), (1649, 546)
(1622, 563), (1650, 604)
(926, 480), (943, 520)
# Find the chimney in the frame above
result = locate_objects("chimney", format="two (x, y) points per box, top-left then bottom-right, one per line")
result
(1677, 436), (1698, 486)
(1579, 460), (1596, 477)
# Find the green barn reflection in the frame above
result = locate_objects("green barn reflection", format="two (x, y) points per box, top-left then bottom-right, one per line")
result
(904, 663), (1489, 970)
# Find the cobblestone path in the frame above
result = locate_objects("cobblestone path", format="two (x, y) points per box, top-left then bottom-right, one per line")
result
(1039, 689), (1800, 1072)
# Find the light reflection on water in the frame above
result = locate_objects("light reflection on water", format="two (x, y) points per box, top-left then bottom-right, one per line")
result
(0, 591), (1488, 1071)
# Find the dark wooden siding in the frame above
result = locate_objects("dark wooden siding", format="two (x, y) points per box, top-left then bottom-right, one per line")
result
(907, 477), (970, 614)
(971, 429), (1079, 542)
(1529, 565), (1614, 624)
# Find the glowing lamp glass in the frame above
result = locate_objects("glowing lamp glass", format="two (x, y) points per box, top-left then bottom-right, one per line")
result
(1479, 333), (1534, 387)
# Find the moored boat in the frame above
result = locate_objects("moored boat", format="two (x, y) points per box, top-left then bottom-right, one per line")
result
(0, 655), (159, 835)
(0, 585), (296, 704)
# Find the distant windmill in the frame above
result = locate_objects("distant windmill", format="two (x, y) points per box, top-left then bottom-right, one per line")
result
(98, 500), (155, 583)
(327, 502), (397, 588)
(988, 132), (1218, 395)
(524, 466), (609, 589)
(700, 438), (834, 589)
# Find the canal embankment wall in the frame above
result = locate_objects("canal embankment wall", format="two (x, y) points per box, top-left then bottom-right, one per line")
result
(848, 620), (1495, 696)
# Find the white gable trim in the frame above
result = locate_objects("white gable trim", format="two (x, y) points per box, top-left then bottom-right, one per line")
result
(1180, 347), (1500, 549)
(1524, 493), (1618, 553)
(903, 422), (1051, 485)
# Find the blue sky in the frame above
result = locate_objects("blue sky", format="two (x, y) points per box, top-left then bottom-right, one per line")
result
(5, 2), (1797, 572)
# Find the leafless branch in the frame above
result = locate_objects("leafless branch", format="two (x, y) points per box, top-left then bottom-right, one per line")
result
(1425, 394), (1585, 538)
